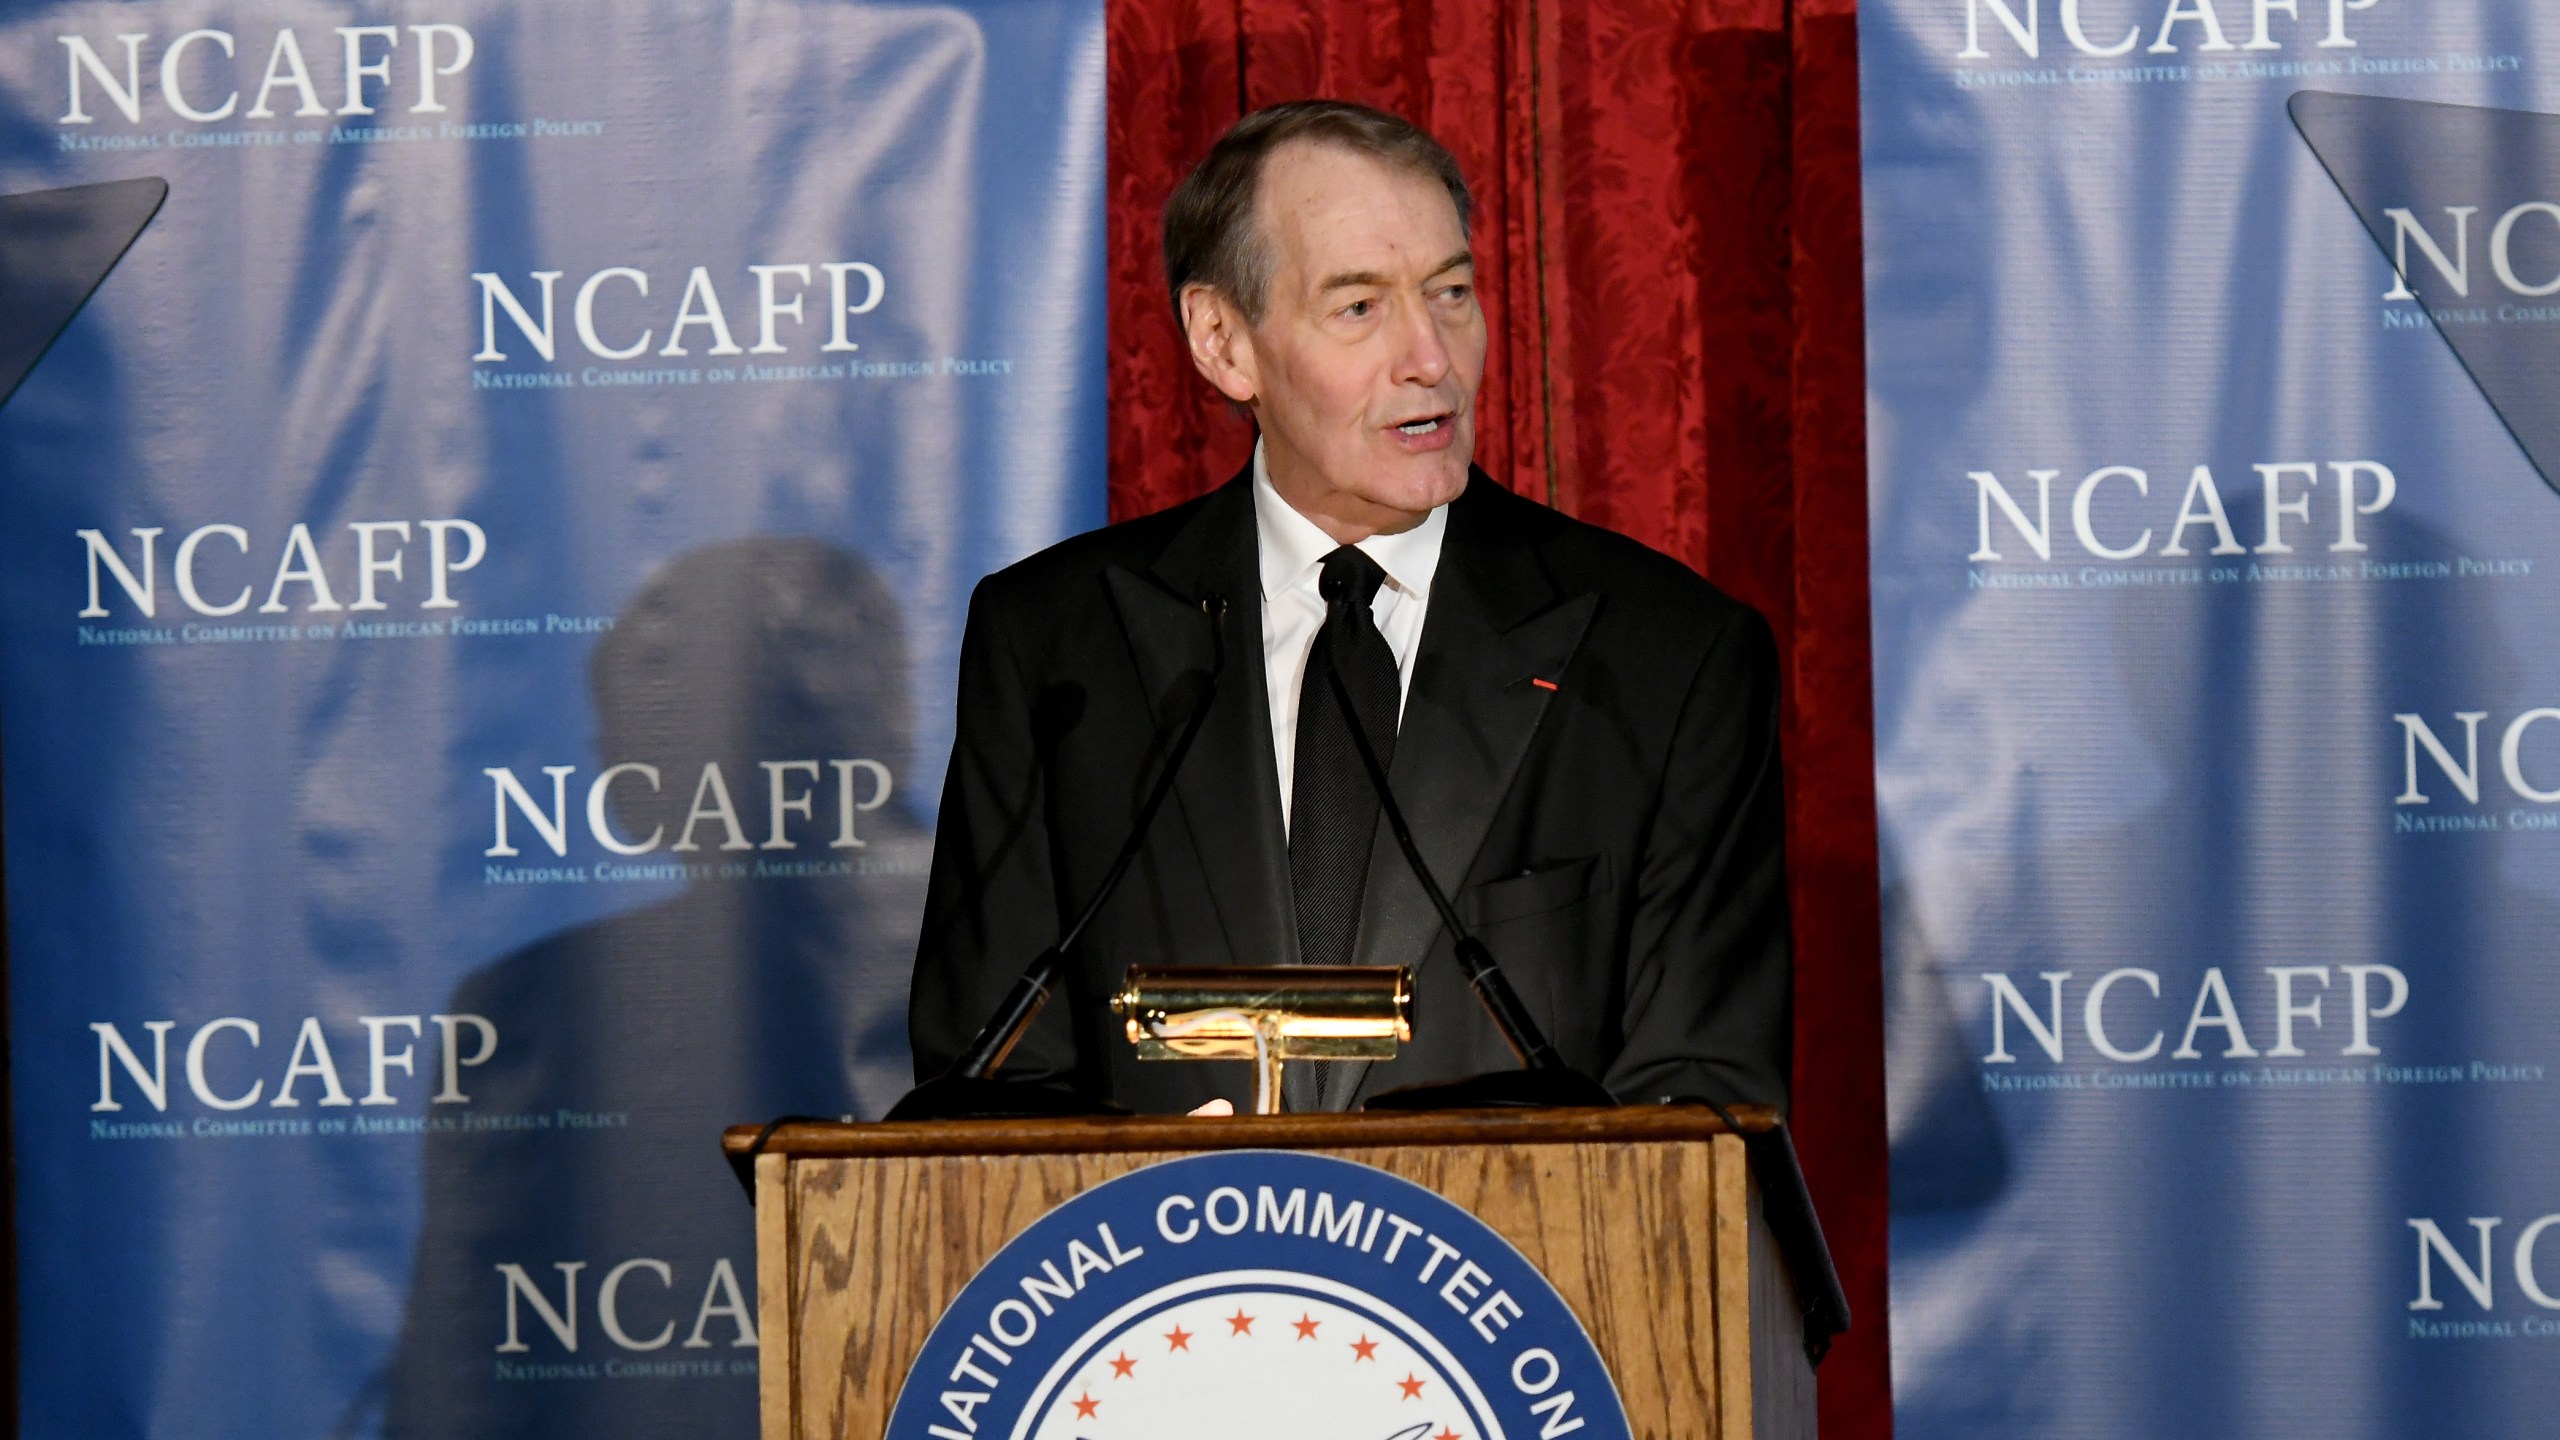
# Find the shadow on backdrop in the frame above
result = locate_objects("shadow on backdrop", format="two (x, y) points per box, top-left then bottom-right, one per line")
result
(369, 537), (929, 1439)
(0, 175), (164, 1438)
(0, 177), (164, 409)
(1855, 0), (2013, 1222)
(2293, 91), (2560, 497)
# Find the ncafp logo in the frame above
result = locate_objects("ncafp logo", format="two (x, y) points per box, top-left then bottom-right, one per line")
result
(1955, 0), (2386, 61)
(1967, 458), (2397, 565)
(888, 1152), (1628, 1440)
(2406, 1212), (2560, 1339)
(2378, 203), (2560, 309)
(2392, 707), (2560, 831)
(58, 23), (475, 127)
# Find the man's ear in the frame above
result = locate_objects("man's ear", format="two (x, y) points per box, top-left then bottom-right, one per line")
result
(1180, 284), (1260, 406)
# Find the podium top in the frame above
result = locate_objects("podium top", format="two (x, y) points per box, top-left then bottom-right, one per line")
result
(722, 1103), (1778, 1162)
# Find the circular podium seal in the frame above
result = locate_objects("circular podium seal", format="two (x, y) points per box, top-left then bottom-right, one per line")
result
(884, 1150), (1632, 1440)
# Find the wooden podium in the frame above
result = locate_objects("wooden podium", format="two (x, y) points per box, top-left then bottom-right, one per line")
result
(724, 1106), (1821, 1440)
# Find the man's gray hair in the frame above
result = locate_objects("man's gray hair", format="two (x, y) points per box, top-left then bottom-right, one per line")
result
(1162, 99), (1473, 326)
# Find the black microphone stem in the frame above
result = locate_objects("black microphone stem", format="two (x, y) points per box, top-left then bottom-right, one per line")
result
(949, 596), (1228, 1081)
(1322, 661), (1569, 1074)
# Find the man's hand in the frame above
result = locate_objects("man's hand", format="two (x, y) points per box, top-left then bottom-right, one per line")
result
(1188, 1098), (1236, 1116)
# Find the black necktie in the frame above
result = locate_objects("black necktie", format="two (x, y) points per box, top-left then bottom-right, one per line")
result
(1287, 546), (1399, 1109)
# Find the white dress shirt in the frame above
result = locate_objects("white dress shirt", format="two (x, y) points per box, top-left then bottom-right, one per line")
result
(1253, 440), (1447, 835)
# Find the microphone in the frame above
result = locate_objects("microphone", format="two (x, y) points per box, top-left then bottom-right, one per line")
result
(884, 594), (1230, 1121)
(1313, 658), (1615, 1110)
(1308, 649), (1846, 1356)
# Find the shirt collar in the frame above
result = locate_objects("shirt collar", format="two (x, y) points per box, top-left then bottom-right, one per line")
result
(1251, 438), (1449, 602)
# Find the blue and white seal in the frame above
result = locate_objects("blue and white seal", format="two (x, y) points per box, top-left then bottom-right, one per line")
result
(885, 1150), (1632, 1440)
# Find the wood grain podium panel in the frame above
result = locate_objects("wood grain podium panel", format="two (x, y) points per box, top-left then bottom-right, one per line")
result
(736, 1109), (1810, 1440)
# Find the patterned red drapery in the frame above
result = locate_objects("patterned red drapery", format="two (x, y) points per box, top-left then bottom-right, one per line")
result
(1105, 3), (1887, 1434)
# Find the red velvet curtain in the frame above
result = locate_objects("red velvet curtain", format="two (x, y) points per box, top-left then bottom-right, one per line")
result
(1105, 3), (1887, 1434)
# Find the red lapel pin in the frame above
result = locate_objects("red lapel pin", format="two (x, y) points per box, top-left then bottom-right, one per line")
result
(1530, 677), (1559, 692)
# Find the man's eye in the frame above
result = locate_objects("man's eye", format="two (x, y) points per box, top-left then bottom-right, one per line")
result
(1439, 284), (1472, 303)
(1342, 299), (1373, 319)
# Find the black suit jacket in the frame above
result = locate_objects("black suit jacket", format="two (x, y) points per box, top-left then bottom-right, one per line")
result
(911, 466), (1791, 1112)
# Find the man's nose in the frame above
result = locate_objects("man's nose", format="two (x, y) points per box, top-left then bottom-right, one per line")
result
(1392, 296), (1452, 388)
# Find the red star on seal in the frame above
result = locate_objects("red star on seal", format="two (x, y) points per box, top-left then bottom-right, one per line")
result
(1434, 1429), (1463, 1440)
(1226, 1308), (1257, 1336)
(1293, 1313), (1322, 1340)
(1072, 1394), (1100, 1420)
(1108, 1351), (1137, 1379)
(1164, 1324), (1192, 1352)
(1349, 1334), (1379, 1362)
(1397, 1373), (1427, 1400)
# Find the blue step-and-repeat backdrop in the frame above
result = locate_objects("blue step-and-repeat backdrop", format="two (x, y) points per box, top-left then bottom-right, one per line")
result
(1865, 3), (2560, 1435)
(0, 2), (1102, 1435)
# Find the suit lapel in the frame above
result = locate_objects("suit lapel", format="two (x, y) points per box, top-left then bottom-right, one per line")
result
(1103, 475), (1298, 971)
(1343, 478), (1597, 1103)
(1101, 469), (1596, 1106)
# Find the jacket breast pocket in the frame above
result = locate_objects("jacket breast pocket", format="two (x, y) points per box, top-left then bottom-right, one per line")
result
(1459, 856), (1614, 1057)
(1463, 854), (1610, 928)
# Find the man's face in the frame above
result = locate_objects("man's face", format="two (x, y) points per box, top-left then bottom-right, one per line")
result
(1188, 142), (1486, 540)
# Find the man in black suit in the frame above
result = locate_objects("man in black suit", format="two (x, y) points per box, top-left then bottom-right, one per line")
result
(910, 100), (1790, 1114)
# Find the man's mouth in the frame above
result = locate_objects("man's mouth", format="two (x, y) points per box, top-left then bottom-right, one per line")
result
(1393, 414), (1449, 436)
